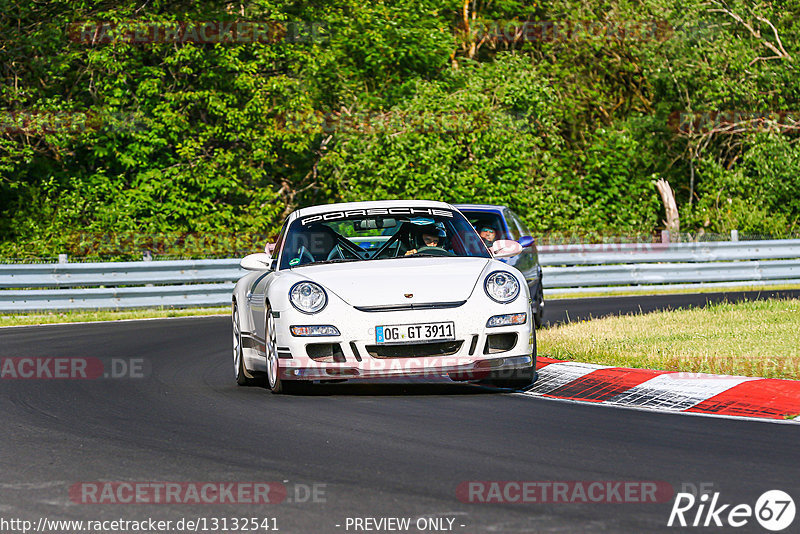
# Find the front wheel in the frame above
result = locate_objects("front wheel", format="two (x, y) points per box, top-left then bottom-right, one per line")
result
(533, 283), (544, 329)
(483, 365), (536, 390)
(265, 305), (300, 394)
(482, 329), (537, 390)
(233, 303), (260, 386)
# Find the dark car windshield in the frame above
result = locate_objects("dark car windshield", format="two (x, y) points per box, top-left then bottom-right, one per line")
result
(278, 207), (491, 269)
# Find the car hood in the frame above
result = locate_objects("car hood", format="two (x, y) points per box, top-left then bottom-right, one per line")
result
(293, 257), (491, 307)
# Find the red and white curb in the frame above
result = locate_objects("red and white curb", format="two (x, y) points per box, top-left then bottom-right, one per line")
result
(521, 357), (800, 422)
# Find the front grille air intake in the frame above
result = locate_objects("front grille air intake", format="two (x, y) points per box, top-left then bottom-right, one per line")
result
(483, 333), (517, 354)
(354, 301), (466, 313)
(366, 341), (463, 359)
(306, 343), (346, 362)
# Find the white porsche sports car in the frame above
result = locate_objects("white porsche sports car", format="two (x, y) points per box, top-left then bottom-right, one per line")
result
(231, 200), (536, 393)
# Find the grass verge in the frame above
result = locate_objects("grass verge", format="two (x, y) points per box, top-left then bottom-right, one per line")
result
(0, 307), (229, 327)
(538, 298), (800, 380)
(544, 283), (800, 300)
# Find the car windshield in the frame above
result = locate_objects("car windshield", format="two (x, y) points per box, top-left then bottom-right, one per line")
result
(278, 207), (491, 269)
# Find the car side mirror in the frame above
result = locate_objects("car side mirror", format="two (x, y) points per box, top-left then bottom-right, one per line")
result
(490, 239), (523, 258)
(518, 236), (535, 248)
(240, 253), (274, 271)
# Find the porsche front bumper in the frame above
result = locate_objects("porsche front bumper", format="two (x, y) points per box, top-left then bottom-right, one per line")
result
(273, 301), (535, 382)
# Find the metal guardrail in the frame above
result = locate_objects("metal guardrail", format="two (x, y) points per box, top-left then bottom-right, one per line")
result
(538, 239), (800, 295)
(538, 239), (800, 266)
(1, 284), (235, 311)
(542, 260), (800, 291)
(0, 259), (243, 312)
(1, 239), (799, 311)
(0, 259), (241, 288)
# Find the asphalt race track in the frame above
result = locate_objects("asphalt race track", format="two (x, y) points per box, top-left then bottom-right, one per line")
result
(2, 293), (799, 533)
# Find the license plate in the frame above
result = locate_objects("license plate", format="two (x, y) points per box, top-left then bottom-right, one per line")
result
(375, 322), (455, 344)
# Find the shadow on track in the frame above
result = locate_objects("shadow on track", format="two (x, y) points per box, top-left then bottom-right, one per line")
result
(246, 379), (515, 396)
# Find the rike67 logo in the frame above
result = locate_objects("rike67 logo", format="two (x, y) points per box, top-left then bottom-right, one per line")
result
(668, 490), (795, 531)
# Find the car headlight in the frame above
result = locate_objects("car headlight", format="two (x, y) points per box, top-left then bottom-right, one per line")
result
(289, 282), (328, 314)
(484, 271), (520, 303)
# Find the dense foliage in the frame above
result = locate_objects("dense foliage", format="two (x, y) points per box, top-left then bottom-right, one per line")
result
(1, 0), (798, 258)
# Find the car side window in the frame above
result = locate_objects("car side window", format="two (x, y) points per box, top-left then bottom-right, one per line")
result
(272, 221), (289, 269)
(503, 209), (521, 241)
(508, 210), (532, 238)
(503, 209), (536, 272)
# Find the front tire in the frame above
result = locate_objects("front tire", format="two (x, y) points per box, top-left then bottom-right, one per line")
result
(233, 302), (259, 386)
(533, 282), (544, 329)
(265, 304), (299, 394)
(483, 365), (535, 390)
(483, 328), (537, 390)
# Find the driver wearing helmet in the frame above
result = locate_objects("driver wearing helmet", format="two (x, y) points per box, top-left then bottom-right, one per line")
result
(405, 224), (447, 256)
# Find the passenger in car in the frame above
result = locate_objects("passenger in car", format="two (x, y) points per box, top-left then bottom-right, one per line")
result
(476, 221), (497, 248)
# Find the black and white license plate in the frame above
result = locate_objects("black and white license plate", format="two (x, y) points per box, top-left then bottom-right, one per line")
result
(375, 322), (455, 344)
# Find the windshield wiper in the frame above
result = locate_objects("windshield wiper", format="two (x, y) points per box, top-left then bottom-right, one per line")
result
(307, 258), (362, 266)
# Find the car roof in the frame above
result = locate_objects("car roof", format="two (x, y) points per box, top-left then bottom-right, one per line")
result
(454, 204), (507, 214)
(292, 199), (456, 219)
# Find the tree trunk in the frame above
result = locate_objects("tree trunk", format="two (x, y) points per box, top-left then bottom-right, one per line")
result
(655, 178), (680, 239)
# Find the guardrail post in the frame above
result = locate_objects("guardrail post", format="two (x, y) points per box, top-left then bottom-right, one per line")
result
(731, 229), (739, 242)
(661, 230), (670, 244)
(58, 254), (68, 264)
